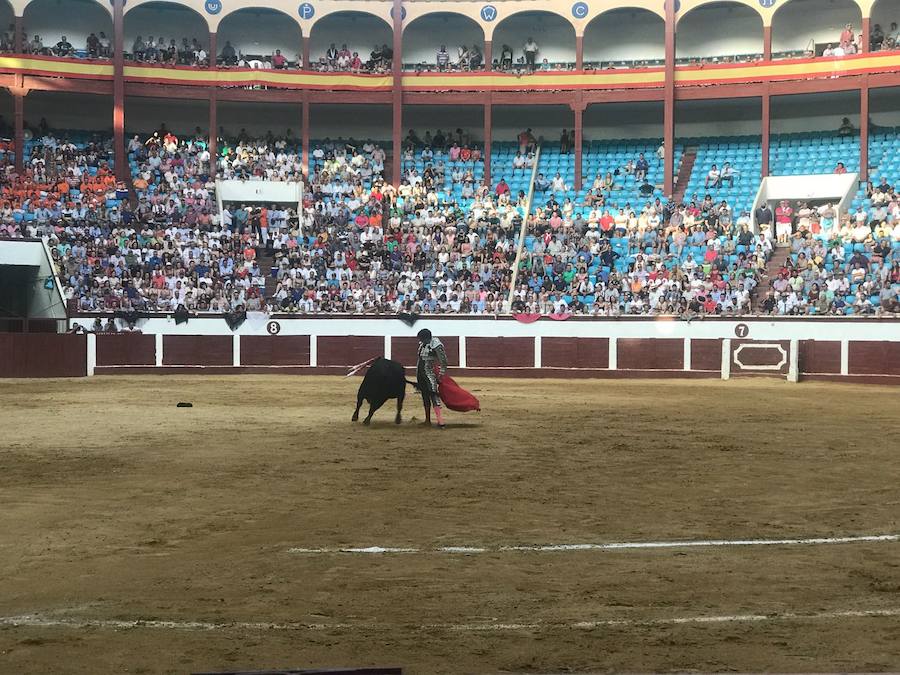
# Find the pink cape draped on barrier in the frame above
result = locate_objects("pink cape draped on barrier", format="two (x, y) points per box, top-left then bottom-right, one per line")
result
(513, 313), (572, 323)
(437, 370), (481, 412)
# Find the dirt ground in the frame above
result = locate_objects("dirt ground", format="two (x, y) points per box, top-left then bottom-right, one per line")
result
(1, 375), (899, 674)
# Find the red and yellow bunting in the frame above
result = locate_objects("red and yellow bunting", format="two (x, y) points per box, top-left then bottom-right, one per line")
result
(2, 51), (900, 92)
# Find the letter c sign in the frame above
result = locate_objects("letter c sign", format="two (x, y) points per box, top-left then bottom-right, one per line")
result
(572, 2), (589, 19)
(481, 5), (497, 21)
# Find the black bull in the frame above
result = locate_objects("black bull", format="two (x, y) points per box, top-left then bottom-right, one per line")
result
(352, 357), (420, 425)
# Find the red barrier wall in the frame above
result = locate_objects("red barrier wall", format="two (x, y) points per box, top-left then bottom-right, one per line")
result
(241, 336), (311, 366)
(467, 337), (534, 368)
(96, 334), (155, 366)
(317, 336), (384, 367)
(799, 340), (841, 375)
(542, 337), (609, 369)
(0, 334), (86, 377)
(618, 338), (683, 370)
(3, 329), (897, 383)
(163, 335), (233, 366)
(848, 341), (900, 376)
(731, 339), (790, 376)
(691, 339), (723, 371)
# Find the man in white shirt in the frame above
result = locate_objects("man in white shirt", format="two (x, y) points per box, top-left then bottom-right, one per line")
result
(852, 221), (871, 242)
(551, 173), (567, 192)
(721, 162), (735, 187)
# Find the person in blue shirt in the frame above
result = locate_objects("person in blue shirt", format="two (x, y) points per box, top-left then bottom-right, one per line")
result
(635, 153), (649, 181)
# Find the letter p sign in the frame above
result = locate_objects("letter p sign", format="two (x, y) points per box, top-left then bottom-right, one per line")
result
(298, 2), (315, 20)
(480, 5), (497, 21)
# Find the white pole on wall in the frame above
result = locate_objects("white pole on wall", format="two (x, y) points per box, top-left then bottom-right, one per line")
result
(608, 337), (617, 370)
(458, 336), (467, 368)
(384, 335), (392, 360)
(683, 338), (692, 371)
(86, 332), (96, 376)
(534, 336), (541, 368)
(155, 333), (164, 367)
(233, 334), (241, 367)
(309, 335), (317, 367)
(787, 338), (799, 382)
(840, 339), (849, 375)
(721, 338), (731, 380)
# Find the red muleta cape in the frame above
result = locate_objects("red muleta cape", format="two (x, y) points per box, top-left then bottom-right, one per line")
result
(436, 367), (481, 412)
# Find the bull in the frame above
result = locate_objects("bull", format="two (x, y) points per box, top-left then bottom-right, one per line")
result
(351, 357), (418, 425)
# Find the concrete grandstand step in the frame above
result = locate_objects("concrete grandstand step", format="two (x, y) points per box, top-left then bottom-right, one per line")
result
(257, 249), (278, 301)
(382, 149), (394, 184)
(750, 245), (790, 313)
(672, 146), (697, 203)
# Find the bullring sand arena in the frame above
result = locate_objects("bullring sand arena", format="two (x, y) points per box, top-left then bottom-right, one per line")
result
(2, 374), (900, 674)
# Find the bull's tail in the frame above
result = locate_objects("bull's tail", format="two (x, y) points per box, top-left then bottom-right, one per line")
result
(345, 356), (379, 378)
(405, 378), (420, 391)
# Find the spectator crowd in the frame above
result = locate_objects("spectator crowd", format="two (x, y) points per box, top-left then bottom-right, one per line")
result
(0, 120), (897, 317)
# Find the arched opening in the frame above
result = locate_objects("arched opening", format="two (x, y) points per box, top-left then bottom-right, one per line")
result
(309, 11), (392, 73)
(23, 0), (112, 59)
(676, 2), (763, 61)
(123, 1), (209, 65)
(491, 11), (576, 71)
(772, 0), (862, 58)
(0, 89), (13, 170)
(583, 8), (664, 67)
(870, 0), (900, 51)
(216, 8), (302, 67)
(402, 13), (485, 71)
(0, 0), (15, 53)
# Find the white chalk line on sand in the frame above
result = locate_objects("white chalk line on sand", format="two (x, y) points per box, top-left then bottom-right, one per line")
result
(287, 533), (900, 556)
(2, 608), (900, 634)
